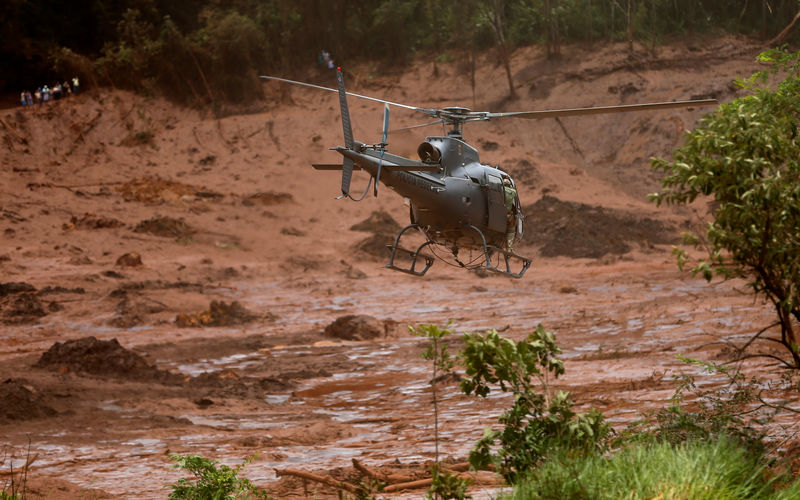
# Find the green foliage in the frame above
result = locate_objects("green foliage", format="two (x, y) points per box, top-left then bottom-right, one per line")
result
(426, 464), (472, 500)
(342, 477), (386, 500)
(507, 436), (800, 500)
(414, 322), (456, 376)
(460, 325), (610, 483)
(651, 48), (800, 368)
(167, 454), (272, 500)
(412, 322), (457, 465)
(621, 355), (779, 457)
(8, 0), (800, 96)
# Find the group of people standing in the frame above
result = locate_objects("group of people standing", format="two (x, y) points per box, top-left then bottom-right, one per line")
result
(20, 77), (80, 106)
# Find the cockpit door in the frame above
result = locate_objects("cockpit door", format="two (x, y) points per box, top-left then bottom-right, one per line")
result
(485, 172), (506, 233)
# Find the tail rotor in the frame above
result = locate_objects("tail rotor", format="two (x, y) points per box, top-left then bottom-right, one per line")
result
(336, 68), (355, 198)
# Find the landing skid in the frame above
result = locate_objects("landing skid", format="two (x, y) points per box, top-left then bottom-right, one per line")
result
(464, 224), (532, 278)
(385, 224), (435, 276)
(384, 223), (532, 278)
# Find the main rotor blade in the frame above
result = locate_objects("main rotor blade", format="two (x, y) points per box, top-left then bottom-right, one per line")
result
(487, 99), (717, 120)
(260, 74), (430, 113)
(389, 119), (445, 133)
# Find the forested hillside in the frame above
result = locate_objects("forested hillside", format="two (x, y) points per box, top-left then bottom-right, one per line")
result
(4, 0), (800, 105)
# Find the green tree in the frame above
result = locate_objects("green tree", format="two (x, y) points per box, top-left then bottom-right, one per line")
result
(651, 48), (800, 368)
(460, 325), (609, 483)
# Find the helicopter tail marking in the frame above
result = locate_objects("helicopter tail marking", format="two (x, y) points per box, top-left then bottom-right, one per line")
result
(336, 67), (355, 197)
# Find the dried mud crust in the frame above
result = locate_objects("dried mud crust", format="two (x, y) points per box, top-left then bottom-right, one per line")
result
(522, 195), (678, 258)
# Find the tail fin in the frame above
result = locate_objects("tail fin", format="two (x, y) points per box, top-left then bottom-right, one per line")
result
(336, 68), (355, 197)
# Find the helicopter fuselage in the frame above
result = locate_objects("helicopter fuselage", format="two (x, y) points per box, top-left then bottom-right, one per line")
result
(338, 135), (520, 250)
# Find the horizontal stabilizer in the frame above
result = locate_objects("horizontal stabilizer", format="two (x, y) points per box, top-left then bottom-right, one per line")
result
(313, 163), (362, 171)
(312, 163), (439, 172)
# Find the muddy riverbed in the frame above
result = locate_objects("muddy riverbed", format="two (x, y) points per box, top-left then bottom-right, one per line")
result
(1, 36), (788, 498)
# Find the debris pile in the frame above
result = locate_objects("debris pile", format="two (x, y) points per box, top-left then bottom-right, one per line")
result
(521, 195), (677, 258)
(64, 213), (124, 230)
(134, 216), (195, 239)
(35, 336), (179, 382)
(175, 300), (259, 327)
(350, 210), (402, 259)
(0, 378), (57, 422)
(0, 282), (47, 324)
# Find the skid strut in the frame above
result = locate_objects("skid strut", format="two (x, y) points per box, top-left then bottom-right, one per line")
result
(385, 224), (435, 276)
(464, 224), (532, 278)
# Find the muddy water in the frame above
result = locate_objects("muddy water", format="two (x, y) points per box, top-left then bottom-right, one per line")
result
(3, 264), (778, 497)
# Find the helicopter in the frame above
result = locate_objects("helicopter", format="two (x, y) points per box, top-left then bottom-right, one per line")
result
(261, 69), (716, 278)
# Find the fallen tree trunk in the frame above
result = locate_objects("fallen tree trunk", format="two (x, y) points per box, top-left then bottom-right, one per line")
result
(383, 470), (504, 493)
(275, 468), (357, 494)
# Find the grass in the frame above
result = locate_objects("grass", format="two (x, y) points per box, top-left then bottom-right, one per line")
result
(505, 437), (800, 500)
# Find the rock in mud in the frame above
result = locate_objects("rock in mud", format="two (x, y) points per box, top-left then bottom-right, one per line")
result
(0, 378), (57, 422)
(115, 252), (143, 267)
(35, 336), (179, 382)
(175, 300), (258, 327)
(324, 314), (399, 341)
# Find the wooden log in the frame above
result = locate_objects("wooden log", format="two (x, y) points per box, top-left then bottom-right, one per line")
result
(0, 453), (38, 477)
(352, 458), (383, 480)
(383, 470), (504, 493)
(446, 461), (496, 472)
(275, 468), (357, 494)
(383, 477), (435, 493)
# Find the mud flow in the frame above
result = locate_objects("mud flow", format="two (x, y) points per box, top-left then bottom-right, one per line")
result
(0, 37), (779, 498)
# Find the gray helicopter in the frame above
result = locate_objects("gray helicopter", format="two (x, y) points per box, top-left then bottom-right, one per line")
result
(261, 69), (715, 278)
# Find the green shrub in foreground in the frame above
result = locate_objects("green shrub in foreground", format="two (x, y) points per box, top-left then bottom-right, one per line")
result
(167, 454), (273, 499)
(507, 436), (800, 500)
(460, 325), (610, 483)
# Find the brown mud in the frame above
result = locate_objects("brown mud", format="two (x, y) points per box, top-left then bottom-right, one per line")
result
(0, 37), (790, 498)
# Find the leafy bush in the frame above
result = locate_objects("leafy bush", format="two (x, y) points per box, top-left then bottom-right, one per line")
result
(167, 454), (272, 499)
(460, 325), (610, 483)
(426, 464), (471, 500)
(651, 48), (800, 368)
(507, 436), (800, 500)
(623, 356), (780, 454)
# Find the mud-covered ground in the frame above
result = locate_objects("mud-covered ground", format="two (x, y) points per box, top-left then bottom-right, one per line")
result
(1, 37), (792, 498)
